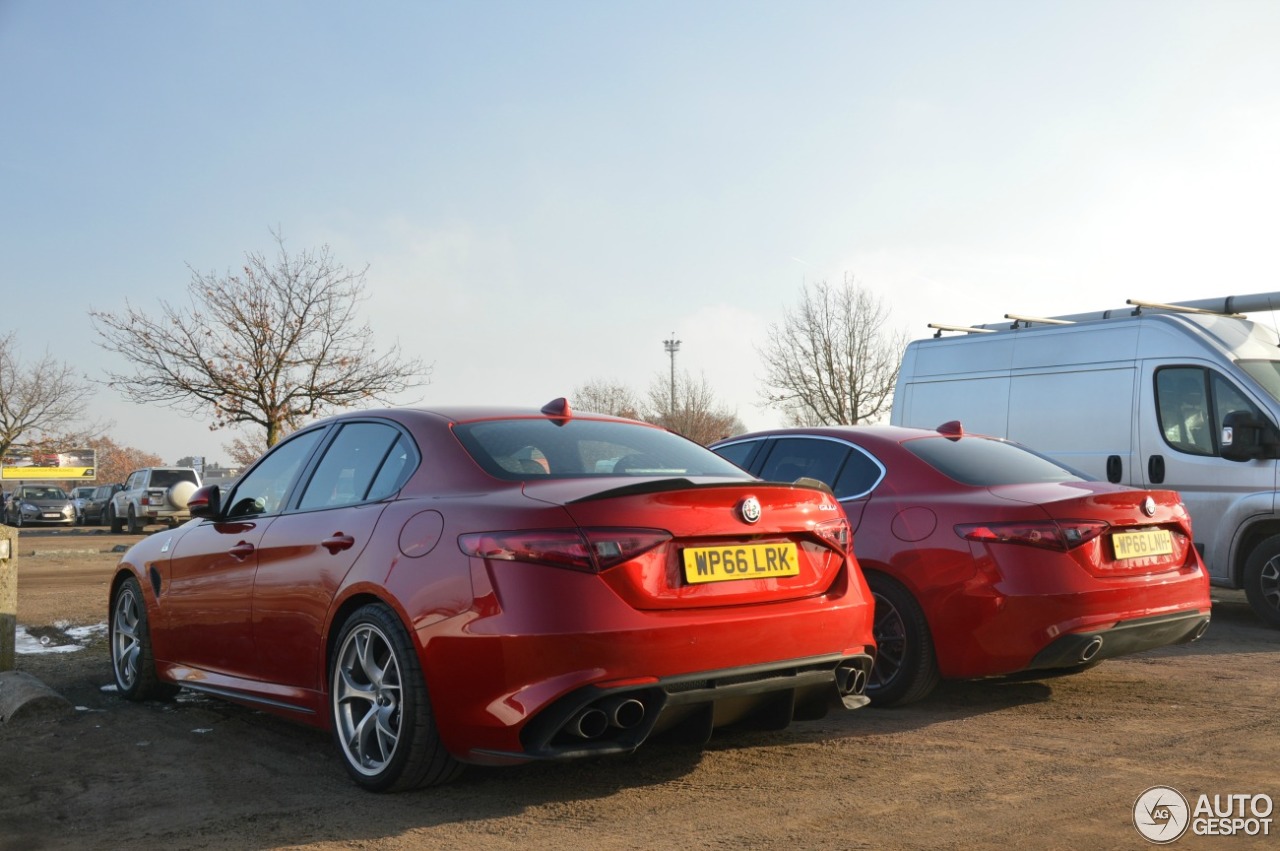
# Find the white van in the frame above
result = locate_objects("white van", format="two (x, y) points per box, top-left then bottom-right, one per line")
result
(891, 292), (1280, 627)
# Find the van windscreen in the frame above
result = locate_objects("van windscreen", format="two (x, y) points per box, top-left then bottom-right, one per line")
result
(1238, 360), (1280, 405)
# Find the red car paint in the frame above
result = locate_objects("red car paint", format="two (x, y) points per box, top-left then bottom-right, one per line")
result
(712, 424), (1212, 706)
(109, 402), (875, 790)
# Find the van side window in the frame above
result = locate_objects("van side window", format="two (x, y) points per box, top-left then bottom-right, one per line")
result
(1212, 373), (1268, 439)
(1156, 368), (1213, 456)
(1155, 367), (1268, 457)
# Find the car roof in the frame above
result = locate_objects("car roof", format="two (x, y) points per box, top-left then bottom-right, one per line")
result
(714, 423), (984, 447)
(310, 401), (645, 429)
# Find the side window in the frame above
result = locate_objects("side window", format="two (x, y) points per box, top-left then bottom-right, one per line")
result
(759, 438), (850, 487)
(712, 440), (761, 471)
(832, 446), (885, 500)
(225, 429), (325, 518)
(298, 422), (417, 510)
(1155, 368), (1213, 456)
(1212, 374), (1267, 437)
(1156, 367), (1267, 457)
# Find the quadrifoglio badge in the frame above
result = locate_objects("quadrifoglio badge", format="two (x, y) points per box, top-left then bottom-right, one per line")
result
(1134, 785), (1274, 843)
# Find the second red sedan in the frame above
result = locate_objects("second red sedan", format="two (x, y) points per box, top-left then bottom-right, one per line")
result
(712, 422), (1212, 705)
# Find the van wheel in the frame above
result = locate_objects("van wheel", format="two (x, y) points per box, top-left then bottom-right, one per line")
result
(1244, 535), (1280, 629)
(866, 572), (940, 706)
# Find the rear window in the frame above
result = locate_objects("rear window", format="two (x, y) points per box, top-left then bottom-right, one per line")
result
(149, 469), (199, 488)
(453, 419), (753, 481)
(903, 435), (1089, 486)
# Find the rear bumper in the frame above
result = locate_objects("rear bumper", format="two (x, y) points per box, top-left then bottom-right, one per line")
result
(927, 559), (1212, 679)
(1025, 610), (1211, 671)
(421, 557), (876, 764)
(470, 652), (874, 764)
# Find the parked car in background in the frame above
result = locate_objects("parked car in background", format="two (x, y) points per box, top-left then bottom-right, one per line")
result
(3, 485), (77, 527)
(711, 422), (1213, 706)
(109, 467), (201, 533)
(109, 400), (876, 791)
(81, 483), (124, 525)
(68, 486), (97, 524)
(891, 292), (1280, 627)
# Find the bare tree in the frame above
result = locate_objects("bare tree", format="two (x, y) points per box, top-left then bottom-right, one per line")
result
(646, 371), (743, 445)
(758, 277), (907, 425)
(222, 432), (273, 468)
(91, 231), (430, 448)
(571, 378), (644, 419)
(0, 332), (96, 463)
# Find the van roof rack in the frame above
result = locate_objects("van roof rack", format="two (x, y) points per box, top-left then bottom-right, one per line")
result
(927, 290), (1280, 334)
(928, 323), (997, 338)
(1126, 299), (1245, 318)
(1004, 313), (1074, 328)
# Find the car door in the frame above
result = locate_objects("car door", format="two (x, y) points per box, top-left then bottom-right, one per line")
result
(160, 428), (327, 678)
(249, 420), (419, 691)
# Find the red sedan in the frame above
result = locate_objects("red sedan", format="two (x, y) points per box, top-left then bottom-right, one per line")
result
(109, 400), (875, 790)
(712, 422), (1211, 706)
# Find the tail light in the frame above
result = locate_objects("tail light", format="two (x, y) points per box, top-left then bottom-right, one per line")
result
(815, 517), (852, 552)
(956, 520), (1108, 552)
(458, 528), (672, 573)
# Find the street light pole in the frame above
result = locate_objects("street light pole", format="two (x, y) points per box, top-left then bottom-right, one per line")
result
(663, 333), (681, 416)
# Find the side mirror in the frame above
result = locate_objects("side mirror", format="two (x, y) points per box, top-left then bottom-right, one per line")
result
(1221, 411), (1272, 462)
(187, 484), (222, 518)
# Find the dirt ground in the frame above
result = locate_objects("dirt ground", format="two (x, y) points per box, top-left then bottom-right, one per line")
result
(2, 530), (1278, 851)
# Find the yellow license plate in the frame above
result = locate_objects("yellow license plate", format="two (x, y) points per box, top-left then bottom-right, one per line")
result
(1112, 528), (1174, 559)
(683, 542), (800, 584)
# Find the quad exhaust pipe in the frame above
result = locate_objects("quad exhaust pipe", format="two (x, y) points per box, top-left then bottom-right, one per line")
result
(835, 664), (868, 697)
(566, 696), (648, 739)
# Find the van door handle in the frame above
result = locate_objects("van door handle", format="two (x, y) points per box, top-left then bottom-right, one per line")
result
(1148, 455), (1166, 484)
(1106, 455), (1122, 483)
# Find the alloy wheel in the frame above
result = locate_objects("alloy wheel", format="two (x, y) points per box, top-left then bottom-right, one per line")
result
(870, 590), (906, 689)
(333, 623), (404, 777)
(112, 584), (143, 690)
(1261, 556), (1280, 616)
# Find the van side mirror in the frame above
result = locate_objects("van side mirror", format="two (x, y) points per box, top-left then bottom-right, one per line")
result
(1221, 411), (1275, 461)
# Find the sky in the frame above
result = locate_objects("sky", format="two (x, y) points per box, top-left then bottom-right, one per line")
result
(5, 1), (1280, 467)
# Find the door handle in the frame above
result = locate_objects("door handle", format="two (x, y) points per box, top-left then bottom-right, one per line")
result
(1148, 455), (1166, 484)
(322, 533), (356, 554)
(229, 541), (255, 560)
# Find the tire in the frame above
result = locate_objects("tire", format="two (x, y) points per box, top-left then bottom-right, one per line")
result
(110, 505), (124, 534)
(14, 512), (23, 528)
(330, 603), (461, 792)
(110, 575), (179, 701)
(1244, 534), (1280, 629)
(167, 481), (197, 509)
(127, 507), (142, 535)
(866, 572), (940, 706)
